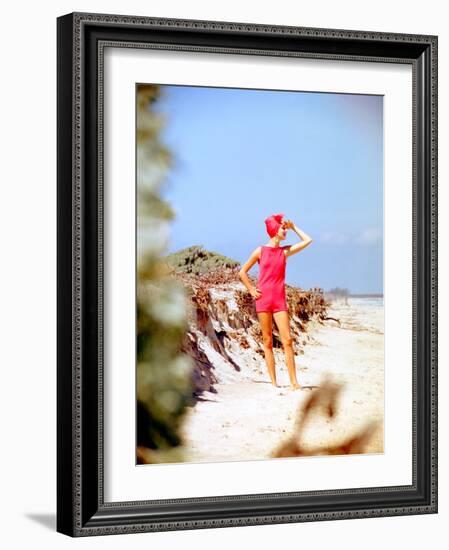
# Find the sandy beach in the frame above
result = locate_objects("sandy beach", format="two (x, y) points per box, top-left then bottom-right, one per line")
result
(180, 297), (384, 463)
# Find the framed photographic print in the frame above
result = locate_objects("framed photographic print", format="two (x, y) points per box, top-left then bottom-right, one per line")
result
(57, 12), (438, 537)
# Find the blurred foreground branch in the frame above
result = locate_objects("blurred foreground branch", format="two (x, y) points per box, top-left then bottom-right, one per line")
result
(272, 377), (379, 457)
(136, 84), (194, 464)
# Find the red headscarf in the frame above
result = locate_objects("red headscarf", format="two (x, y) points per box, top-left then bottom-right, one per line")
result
(264, 213), (284, 238)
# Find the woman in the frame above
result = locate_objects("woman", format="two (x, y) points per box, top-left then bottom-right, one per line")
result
(238, 214), (313, 390)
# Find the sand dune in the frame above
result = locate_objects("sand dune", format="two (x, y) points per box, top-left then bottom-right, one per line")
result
(180, 298), (384, 463)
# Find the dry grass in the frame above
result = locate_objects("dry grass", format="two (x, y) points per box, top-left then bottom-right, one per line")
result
(272, 377), (379, 457)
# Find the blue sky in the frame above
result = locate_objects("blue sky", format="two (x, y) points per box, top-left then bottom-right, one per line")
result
(151, 85), (383, 294)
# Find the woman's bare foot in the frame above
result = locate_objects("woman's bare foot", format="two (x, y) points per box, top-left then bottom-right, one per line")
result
(289, 382), (301, 390)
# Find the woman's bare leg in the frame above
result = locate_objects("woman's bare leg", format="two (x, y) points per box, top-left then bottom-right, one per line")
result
(257, 312), (277, 386)
(273, 311), (301, 389)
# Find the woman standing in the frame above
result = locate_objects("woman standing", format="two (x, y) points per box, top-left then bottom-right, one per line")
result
(238, 214), (313, 390)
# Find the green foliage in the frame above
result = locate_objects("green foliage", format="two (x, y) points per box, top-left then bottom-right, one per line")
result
(136, 84), (194, 464)
(163, 245), (240, 275)
(327, 287), (350, 297)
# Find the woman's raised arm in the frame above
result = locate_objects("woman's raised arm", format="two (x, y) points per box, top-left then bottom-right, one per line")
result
(284, 222), (313, 257)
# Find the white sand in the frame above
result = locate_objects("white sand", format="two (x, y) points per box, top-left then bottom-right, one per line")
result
(180, 298), (384, 463)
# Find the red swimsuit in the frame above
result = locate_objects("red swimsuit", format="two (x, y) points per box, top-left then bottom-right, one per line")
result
(255, 245), (289, 313)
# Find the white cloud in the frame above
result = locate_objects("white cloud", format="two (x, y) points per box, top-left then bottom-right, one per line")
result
(319, 228), (382, 245)
(320, 231), (349, 245)
(355, 227), (382, 245)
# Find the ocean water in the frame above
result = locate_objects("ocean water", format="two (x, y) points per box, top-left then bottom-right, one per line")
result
(328, 296), (384, 334)
(349, 296), (384, 308)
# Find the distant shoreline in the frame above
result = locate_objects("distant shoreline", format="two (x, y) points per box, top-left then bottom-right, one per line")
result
(324, 293), (383, 299)
(348, 293), (383, 298)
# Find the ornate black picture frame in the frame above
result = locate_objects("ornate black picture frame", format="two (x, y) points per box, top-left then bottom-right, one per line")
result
(57, 11), (438, 537)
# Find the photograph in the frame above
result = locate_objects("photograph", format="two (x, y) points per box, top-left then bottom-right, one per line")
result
(136, 83), (384, 466)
